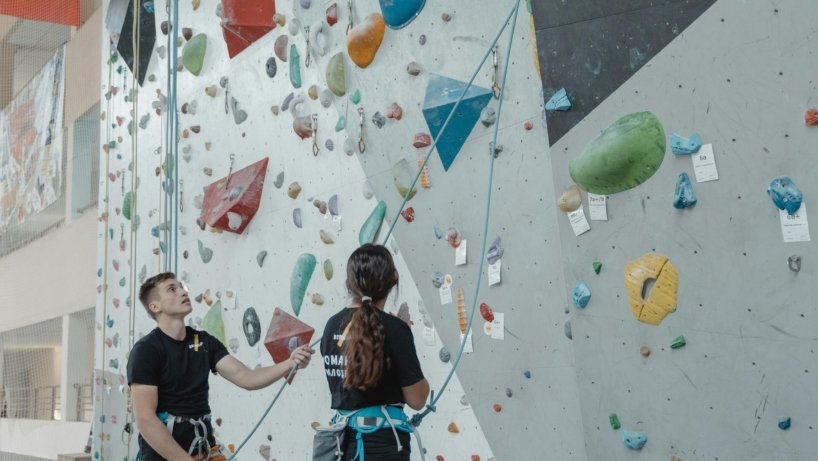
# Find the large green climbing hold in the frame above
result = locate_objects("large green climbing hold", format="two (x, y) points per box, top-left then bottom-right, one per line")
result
(326, 52), (346, 96)
(123, 191), (133, 220)
(391, 159), (417, 201)
(182, 34), (207, 76)
(290, 254), (317, 316)
(203, 300), (226, 344)
(290, 45), (302, 89)
(569, 112), (666, 195)
(359, 201), (387, 245)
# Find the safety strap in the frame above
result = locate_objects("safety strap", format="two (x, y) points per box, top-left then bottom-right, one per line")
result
(157, 411), (216, 460)
(337, 405), (424, 461)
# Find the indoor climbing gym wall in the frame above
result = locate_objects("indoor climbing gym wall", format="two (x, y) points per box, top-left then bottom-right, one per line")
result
(534, 0), (817, 459)
(93, 1), (591, 460)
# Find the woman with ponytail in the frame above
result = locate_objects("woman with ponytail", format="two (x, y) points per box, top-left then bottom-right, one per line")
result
(320, 244), (429, 460)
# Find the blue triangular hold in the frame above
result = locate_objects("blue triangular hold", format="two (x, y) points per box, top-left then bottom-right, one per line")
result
(379, 0), (426, 29)
(422, 74), (493, 171)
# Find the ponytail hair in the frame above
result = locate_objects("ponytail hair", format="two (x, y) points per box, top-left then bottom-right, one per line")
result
(342, 244), (398, 390)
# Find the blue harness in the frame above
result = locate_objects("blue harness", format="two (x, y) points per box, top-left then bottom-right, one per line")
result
(334, 405), (414, 461)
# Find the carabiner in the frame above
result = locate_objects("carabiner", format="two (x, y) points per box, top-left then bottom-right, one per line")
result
(312, 114), (320, 156)
(304, 26), (312, 68)
(225, 153), (236, 188)
(346, 0), (354, 34)
(491, 46), (501, 99)
(357, 107), (366, 153)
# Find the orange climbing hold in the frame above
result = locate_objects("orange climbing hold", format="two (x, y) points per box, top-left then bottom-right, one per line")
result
(492, 404), (502, 412)
(471, 456), (481, 461)
(347, 13), (386, 68)
(457, 289), (467, 334)
(805, 107), (818, 126)
(417, 158), (431, 188)
(447, 422), (459, 433)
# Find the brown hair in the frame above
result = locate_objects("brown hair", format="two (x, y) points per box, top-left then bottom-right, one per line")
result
(138, 272), (176, 320)
(342, 244), (398, 390)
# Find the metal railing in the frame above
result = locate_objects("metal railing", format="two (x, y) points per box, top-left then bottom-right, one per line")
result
(74, 383), (93, 422)
(0, 385), (60, 420)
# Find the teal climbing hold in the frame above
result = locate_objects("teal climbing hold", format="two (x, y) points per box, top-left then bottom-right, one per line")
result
(422, 74), (493, 171)
(290, 45), (302, 88)
(335, 115), (346, 132)
(379, 0), (426, 29)
(621, 431), (647, 450)
(359, 201), (387, 245)
(203, 300), (226, 344)
(290, 254), (317, 316)
(350, 89), (361, 104)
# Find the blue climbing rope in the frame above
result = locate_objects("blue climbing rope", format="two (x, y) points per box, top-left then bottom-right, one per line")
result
(164, 0), (180, 273)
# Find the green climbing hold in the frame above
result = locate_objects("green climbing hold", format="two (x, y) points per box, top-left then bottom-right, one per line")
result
(290, 254), (317, 316)
(359, 201), (387, 245)
(391, 158), (418, 201)
(569, 112), (666, 195)
(289, 45), (302, 89)
(670, 335), (686, 349)
(609, 413), (621, 430)
(111, 51), (119, 63)
(182, 34), (207, 76)
(350, 89), (361, 105)
(323, 259), (333, 280)
(525, 0), (533, 14)
(335, 116), (346, 132)
(326, 52), (346, 97)
(203, 300), (226, 344)
(123, 191), (133, 220)
(593, 261), (602, 274)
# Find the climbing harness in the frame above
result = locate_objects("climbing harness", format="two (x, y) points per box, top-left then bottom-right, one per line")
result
(155, 412), (229, 461)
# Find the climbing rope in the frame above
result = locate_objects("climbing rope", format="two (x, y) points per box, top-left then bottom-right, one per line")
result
(163, 0), (181, 274)
(379, 0), (523, 428)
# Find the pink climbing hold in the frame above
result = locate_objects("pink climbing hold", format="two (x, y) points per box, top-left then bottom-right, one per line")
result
(387, 102), (403, 120)
(413, 133), (431, 148)
(326, 3), (338, 26)
(805, 107), (818, 126)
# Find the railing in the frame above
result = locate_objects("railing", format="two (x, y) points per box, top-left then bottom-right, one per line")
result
(75, 383), (93, 422)
(0, 385), (61, 420)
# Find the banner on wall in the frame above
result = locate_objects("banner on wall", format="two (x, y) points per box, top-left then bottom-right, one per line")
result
(0, 46), (66, 231)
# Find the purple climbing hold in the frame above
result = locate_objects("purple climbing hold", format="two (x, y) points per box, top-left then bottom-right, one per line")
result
(299, 0), (311, 8)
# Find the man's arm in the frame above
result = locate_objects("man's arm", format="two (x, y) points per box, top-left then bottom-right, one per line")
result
(215, 344), (314, 390)
(131, 384), (193, 461)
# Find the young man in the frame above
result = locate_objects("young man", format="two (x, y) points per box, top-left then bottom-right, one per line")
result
(127, 272), (314, 461)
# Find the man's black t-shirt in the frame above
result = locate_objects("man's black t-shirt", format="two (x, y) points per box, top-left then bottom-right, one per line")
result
(127, 326), (228, 460)
(321, 307), (424, 459)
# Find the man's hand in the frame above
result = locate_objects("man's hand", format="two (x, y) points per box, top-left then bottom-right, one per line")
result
(289, 344), (315, 369)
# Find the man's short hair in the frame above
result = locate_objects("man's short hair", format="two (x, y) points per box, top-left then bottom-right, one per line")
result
(138, 272), (176, 319)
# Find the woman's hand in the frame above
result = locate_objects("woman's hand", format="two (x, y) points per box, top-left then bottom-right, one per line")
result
(289, 344), (315, 369)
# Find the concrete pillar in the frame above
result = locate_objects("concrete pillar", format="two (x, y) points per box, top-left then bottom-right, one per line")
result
(60, 313), (90, 421)
(0, 42), (13, 108)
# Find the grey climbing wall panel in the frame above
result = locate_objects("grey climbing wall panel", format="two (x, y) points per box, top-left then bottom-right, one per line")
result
(547, 1), (818, 459)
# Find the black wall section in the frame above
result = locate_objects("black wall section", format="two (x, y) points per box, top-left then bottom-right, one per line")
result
(532, 0), (717, 145)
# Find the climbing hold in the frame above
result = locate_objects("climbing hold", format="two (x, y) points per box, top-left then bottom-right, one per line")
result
(203, 301), (226, 344)
(418, 158), (431, 188)
(545, 87), (571, 111)
(274, 172), (284, 188)
(323, 259), (333, 280)
(479, 303), (494, 322)
(379, 0), (425, 29)
(220, 0), (276, 58)
(609, 413), (621, 430)
(407, 61), (422, 76)
(492, 404), (502, 412)
(445, 227), (461, 248)
(486, 237), (503, 264)
(182, 34), (207, 76)
(320, 230), (335, 244)
(320, 89), (333, 108)
(523, 370), (531, 379)
(441, 13), (452, 22)
(805, 108), (818, 126)
(564, 320), (572, 340)
(242, 307), (261, 346)
(265, 57), (277, 78)
(413, 133), (432, 148)
(569, 112), (666, 195)
(313, 199), (328, 215)
(372, 111), (387, 128)
(625, 253), (678, 325)
(290, 45), (302, 88)
(778, 417), (791, 430)
(288, 182), (302, 199)
(447, 422), (459, 433)
(182, 27), (193, 41)
(391, 158), (418, 200)
(387, 102), (403, 120)
(123, 192), (134, 220)
(293, 116), (314, 139)
(423, 74), (493, 171)
(311, 293), (325, 306)
(349, 89), (361, 104)
(309, 20), (326, 57)
(293, 208), (302, 228)
(281, 92), (295, 111)
(263, 308), (315, 363)
(229, 97), (248, 124)
(670, 132), (702, 155)
(673, 172), (697, 209)
(274, 36), (288, 62)
(456, 289), (467, 334)
(639, 346), (650, 357)
(362, 181), (374, 199)
(480, 107), (496, 127)
(326, 53), (346, 96)
(205, 85), (218, 97)
(347, 13), (386, 68)
(767, 177), (802, 215)
(593, 261), (602, 274)
(557, 185), (582, 212)
(670, 335), (686, 349)
(433, 226), (443, 239)
(326, 3), (338, 26)
(288, 18), (301, 36)
(439, 347), (451, 363)
(401, 207), (415, 222)
(419, 34), (426, 45)
(524, 121), (534, 130)
(290, 254), (317, 316)
(572, 281), (591, 308)
(505, 388), (512, 398)
(257, 251), (267, 267)
(335, 116), (346, 132)
(198, 240), (213, 263)
(200, 157), (268, 234)
(621, 431), (647, 450)
(359, 201), (387, 245)
(258, 445), (270, 461)
(788, 255), (801, 272)
(328, 195), (339, 216)
(227, 212), (243, 230)
(431, 272), (445, 288)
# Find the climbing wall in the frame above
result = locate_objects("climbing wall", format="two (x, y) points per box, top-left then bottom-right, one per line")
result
(93, 0), (590, 460)
(541, 1), (818, 459)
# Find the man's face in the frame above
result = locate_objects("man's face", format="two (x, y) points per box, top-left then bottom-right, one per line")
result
(150, 279), (191, 319)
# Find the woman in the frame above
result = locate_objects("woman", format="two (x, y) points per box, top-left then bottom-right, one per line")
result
(321, 244), (430, 460)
